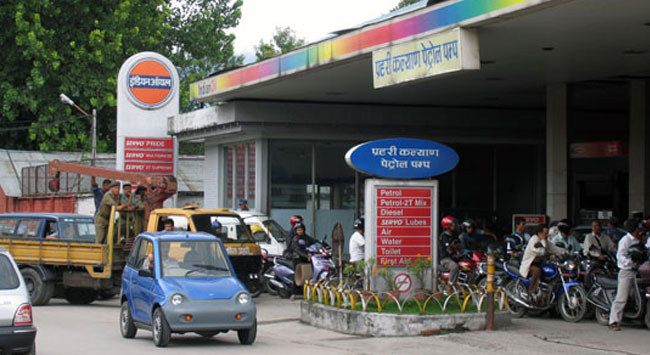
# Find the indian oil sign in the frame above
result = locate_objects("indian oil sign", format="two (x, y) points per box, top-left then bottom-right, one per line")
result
(126, 58), (175, 109)
(345, 138), (459, 179)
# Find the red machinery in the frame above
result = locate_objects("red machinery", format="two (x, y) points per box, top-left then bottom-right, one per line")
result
(47, 159), (177, 222)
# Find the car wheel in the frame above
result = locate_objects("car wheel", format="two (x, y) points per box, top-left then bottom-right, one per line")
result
(558, 286), (587, 323)
(196, 331), (219, 338)
(237, 319), (257, 345)
(21, 268), (52, 306)
(152, 308), (171, 347)
(120, 302), (137, 338)
(64, 288), (96, 305)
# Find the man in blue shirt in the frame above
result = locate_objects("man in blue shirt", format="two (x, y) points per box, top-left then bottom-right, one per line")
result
(91, 177), (112, 214)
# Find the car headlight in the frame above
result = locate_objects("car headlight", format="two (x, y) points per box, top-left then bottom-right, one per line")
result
(237, 293), (250, 305)
(171, 294), (183, 305)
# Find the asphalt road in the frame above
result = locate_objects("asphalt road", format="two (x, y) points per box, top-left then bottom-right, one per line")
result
(34, 294), (649, 355)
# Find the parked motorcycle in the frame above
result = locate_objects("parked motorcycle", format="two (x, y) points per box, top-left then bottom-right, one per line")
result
(587, 259), (650, 328)
(503, 256), (588, 322)
(440, 250), (485, 285)
(263, 238), (335, 298)
(582, 248), (618, 290)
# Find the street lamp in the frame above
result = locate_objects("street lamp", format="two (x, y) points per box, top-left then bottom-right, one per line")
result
(59, 93), (97, 166)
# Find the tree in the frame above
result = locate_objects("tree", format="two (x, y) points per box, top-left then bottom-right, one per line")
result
(392, 0), (422, 11)
(0, 0), (243, 152)
(254, 27), (305, 61)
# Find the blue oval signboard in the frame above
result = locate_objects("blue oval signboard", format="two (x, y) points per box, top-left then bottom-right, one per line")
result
(345, 138), (459, 179)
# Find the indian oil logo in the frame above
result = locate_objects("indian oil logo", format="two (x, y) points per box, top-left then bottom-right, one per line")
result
(126, 58), (174, 109)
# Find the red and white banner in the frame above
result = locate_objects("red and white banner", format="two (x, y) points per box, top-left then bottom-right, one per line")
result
(375, 187), (433, 267)
(124, 137), (174, 174)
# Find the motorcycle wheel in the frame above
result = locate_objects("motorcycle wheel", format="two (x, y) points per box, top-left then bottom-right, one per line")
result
(504, 280), (527, 318)
(263, 277), (279, 296)
(277, 286), (291, 299)
(645, 300), (650, 330)
(558, 285), (587, 323)
(594, 307), (609, 325)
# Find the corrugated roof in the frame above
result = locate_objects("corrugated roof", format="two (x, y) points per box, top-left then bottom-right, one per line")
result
(0, 149), (203, 197)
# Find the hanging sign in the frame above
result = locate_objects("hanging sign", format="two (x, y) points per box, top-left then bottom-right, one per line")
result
(345, 138), (459, 179)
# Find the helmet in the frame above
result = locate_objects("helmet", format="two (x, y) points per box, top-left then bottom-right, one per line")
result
(353, 218), (364, 230)
(557, 222), (571, 235)
(293, 223), (306, 232)
(461, 219), (474, 231)
(441, 216), (457, 230)
(290, 215), (303, 227)
(211, 220), (222, 231)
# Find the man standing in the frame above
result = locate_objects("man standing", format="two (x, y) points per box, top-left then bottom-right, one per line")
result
(583, 220), (616, 259)
(94, 181), (125, 243)
(91, 177), (112, 214)
(608, 219), (644, 331)
(349, 218), (365, 265)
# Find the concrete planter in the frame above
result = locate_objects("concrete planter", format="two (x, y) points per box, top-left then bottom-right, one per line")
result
(301, 302), (511, 337)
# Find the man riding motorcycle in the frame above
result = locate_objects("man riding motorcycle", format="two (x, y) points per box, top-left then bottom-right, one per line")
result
(505, 217), (529, 259)
(519, 224), (566, 304)
(439, 216), (461, 283)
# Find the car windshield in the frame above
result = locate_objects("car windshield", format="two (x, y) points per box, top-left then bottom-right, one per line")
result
(59, 218), (96, 242)
(192, 214), (253, 243)
(0, 254), (19, 290)
(262, 219), (287, 242)
(160, 240), (232, 278)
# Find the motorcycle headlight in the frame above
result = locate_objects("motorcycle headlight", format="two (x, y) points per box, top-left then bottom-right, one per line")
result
(237, 293), (250, 305)
(171, 294), (183, 305)
(563, 260), (576, 271)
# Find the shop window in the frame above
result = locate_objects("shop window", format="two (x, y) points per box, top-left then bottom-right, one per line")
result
(224, 141), (256, 209)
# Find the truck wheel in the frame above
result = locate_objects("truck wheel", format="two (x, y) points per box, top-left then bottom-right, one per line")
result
(152, 308), (171, 347)
(120, 301), (137, 338)
(237, 319), (257, 345)
(64, 288), (96, 305)
(21, 268), (53, 306)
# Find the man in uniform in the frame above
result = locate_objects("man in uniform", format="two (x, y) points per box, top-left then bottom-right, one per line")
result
(95, 181), (125, 243)
(91, 177), (112, 214)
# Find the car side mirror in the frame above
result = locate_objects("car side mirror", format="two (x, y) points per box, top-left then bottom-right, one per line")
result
(138, 269), (154, 278)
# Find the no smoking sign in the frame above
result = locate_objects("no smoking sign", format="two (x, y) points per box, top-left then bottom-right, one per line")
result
(393, 273), (412, 292)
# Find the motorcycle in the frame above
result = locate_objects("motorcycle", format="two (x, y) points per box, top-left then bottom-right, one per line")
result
(581, 247), (618, 290)
(263, 238), (335, 298)
(587, 259), (650, 328)
(503, 255), (588, 322)
(440, 250), (485, 285)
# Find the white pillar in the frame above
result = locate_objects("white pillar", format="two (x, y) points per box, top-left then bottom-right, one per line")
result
(546, 83), (568, 221)
(629, 80), (650, 215)
(203, 142), (223, 208)
(255, 139), (269, 214)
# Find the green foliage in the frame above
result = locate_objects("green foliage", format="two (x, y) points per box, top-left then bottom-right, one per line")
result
(392, 0), (424, 11)
(0, 0), (243, 152)
(405, 255), (432, 288)
(254, 26), (305, 61)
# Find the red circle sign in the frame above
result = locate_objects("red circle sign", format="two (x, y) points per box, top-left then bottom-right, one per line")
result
(393, 273), (412, 292)
(127, 58), (174, 109)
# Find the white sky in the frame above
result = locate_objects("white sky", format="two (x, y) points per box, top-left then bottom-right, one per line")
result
(233, 0), (401, 63)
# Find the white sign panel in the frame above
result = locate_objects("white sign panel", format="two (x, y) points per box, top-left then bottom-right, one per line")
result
(372, 28), (480, 88)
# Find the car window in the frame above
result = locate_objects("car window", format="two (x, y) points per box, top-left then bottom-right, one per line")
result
(135, 240), (153, 271)
(127, 239), (140, 267)
(0, 254), (20, 290)
(248, 222), (269, 242)
(263, 219), (288, 242)
(160, 240), (231, 278)
(156, 216), (189, 231)
(192, 214), (252, 242)
(58, 218), (96, 242)
(16, 219), (41, 239)
(0, 218), (18, 237)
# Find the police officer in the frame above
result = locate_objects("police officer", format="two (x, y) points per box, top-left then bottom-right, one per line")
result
(95, 181), (125, 243)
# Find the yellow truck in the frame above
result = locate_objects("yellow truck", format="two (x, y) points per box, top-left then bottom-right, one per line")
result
(146, 206), (263, 296)
(0, 207), (262, 306)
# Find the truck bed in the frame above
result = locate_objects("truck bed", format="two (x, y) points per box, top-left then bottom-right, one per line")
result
(0, 238), (108, 266)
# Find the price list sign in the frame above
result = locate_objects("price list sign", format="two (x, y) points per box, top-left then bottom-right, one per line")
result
(376, 187), (433, 266)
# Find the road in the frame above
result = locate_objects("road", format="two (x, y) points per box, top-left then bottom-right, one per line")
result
(34, 294), (648, 355)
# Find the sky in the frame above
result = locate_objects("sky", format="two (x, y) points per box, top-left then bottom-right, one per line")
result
(233, 0), (401, 63)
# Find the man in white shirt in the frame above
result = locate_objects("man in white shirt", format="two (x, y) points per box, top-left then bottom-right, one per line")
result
(608, 219), (644, 331)
(583, 220), (616, 259)
(349, 218), (365, 264)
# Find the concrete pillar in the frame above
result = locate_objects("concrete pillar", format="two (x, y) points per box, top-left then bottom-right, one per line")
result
(203, 142), (223, 208)
(629, 80), (650, 215)
(546, 84), (568, 221)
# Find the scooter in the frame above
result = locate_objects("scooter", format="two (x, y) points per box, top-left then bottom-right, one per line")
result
(587, 259), (650, 328)
(440, 250), (485, 285)
(263, 238), (335, 298)
(503, 254), (587, 323)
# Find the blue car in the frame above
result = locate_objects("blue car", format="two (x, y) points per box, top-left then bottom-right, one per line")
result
(119, 232), (257, 347)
